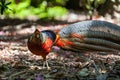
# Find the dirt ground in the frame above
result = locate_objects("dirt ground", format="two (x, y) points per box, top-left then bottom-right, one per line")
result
(0, 18), (120, 80)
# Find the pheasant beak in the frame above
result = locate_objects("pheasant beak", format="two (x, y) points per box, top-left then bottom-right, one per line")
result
(34, 29), (40, 38)
(32, 29), (42, 43)
(32, 29), (46, 44)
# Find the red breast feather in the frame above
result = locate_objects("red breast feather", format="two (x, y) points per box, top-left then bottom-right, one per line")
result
(27, 29), (55, 61)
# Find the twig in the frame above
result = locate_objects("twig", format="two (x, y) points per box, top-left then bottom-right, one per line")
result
(8, 68), (33, 80)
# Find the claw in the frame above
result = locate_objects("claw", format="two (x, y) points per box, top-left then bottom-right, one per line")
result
(42, 60), (51, 70)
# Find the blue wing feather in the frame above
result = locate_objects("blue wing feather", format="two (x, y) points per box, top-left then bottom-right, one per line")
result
(41, 30), (56, 42)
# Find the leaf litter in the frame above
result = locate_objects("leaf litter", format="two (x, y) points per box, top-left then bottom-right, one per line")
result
(0, 20), (120, 80)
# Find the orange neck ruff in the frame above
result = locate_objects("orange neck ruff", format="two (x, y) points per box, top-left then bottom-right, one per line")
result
(55, 34), (73, 47)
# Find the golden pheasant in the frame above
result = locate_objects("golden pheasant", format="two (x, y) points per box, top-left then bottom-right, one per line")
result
(27, 29), (56, 69)
(27, 20), (120, 69)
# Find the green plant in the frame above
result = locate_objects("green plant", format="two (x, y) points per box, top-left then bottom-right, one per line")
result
(5, 0), (31, 18)
(47, 6), (67, 19)
(4, 0), (67, 19)
(0, 0), (12, 14)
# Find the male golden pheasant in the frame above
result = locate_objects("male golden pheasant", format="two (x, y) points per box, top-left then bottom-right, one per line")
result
(27, 29), (56, 69)
(27, 20), (120, 69)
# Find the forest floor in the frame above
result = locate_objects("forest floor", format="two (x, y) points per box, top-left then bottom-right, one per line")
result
(0, 17), (120, 80)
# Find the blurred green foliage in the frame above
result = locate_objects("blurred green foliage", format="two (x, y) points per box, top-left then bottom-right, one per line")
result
(4, 0), (68, 19)
(0, 0), (119, 19)
(79, 0), (120, 18)
(83, 0), (106, 15)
